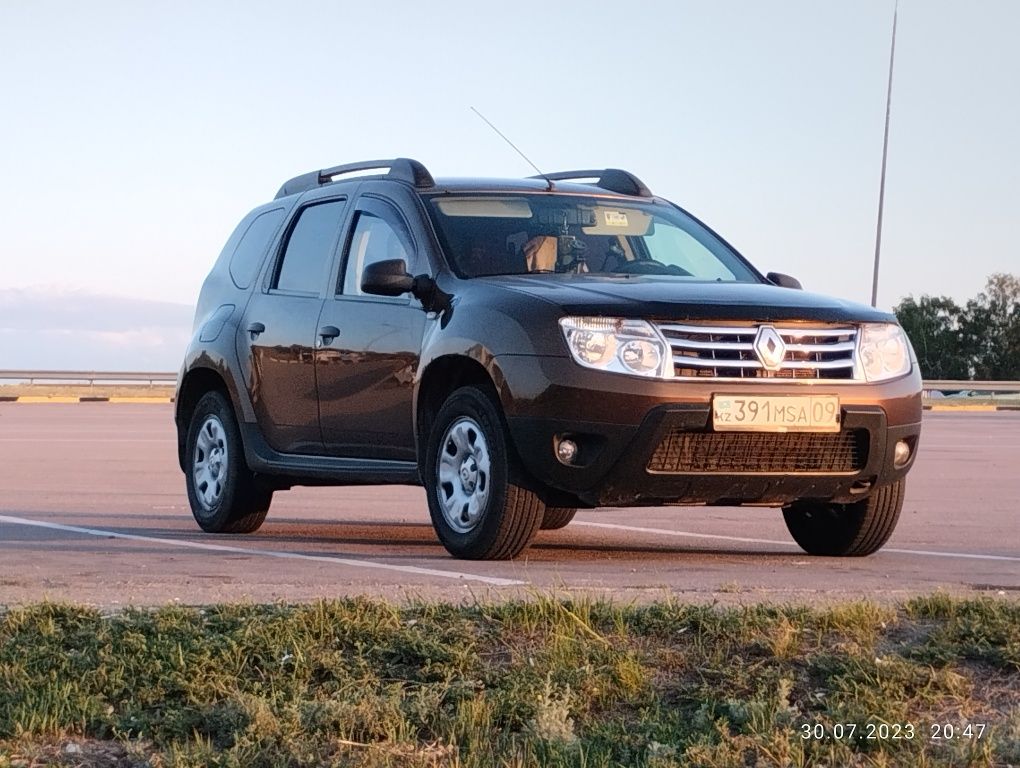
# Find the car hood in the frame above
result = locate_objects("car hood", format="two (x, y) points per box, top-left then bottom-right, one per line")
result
(475, 274), (895, 324)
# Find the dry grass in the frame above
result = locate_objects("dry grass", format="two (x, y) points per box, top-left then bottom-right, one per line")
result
(0, 595), (1017, 767)
(0, 384), (174, 399)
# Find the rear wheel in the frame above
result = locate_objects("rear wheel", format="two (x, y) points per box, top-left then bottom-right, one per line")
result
(425, 387), (544, 560)
(541, 507), (577, 530)
(782, 479), (905, 556)
(185, 391), (272, 534)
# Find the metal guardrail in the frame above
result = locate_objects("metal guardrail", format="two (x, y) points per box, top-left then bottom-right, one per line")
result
(922, 380), (1020, 393)
(0, 370), (177, 386)
(1, 370), (1018, 392)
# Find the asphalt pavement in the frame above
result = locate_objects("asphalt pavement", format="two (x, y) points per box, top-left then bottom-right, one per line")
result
(0, 403), (1017, 606)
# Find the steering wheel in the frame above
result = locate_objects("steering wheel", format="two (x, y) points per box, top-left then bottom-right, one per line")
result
(614, 259), (691, 276)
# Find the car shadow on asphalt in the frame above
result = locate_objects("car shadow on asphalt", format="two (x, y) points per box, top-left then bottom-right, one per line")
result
(2, 518), (813, 562)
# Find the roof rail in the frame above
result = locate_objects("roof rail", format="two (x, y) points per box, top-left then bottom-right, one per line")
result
(274, 158), (435, 199)
(529, 169), (652, 198)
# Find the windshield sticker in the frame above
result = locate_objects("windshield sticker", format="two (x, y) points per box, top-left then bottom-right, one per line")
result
(604, 211), (629, 227)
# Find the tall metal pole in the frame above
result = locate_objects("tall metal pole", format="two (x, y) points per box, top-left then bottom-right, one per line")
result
(871, 0), (898, 307)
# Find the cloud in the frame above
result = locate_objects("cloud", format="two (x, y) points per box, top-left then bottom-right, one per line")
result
(0, 287), (194, 371)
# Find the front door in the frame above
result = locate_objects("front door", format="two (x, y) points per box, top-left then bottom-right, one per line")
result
(316, 197), (427, 460)
(237, 197), (347, 454)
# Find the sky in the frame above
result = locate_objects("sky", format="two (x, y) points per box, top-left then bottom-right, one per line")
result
(1, 0), (1018, 368)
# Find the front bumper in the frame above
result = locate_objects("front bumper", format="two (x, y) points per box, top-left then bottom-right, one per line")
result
(497, 355), (922, 508)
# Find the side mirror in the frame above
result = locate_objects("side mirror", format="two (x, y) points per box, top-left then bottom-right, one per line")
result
(362, 259), (415, 297)
(766, 272), (802, 289)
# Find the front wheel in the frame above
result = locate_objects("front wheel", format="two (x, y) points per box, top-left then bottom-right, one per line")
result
(424, 387), (544, 560)
(184, 391), (272, 534)
(541, 507), (577, 530)
(782, 479), (905, 556)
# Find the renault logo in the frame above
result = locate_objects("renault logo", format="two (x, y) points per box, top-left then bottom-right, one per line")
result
(753, 325), (786, 370)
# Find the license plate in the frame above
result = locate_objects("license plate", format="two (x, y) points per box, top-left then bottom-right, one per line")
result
(712, 394), (840, 432)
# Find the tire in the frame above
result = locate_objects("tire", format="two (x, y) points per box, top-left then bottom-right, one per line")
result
(184, 391), (272, 534)
(782, 479), (905, 556)
(541, 507), (577, 531)
(424, 386), (544, 560)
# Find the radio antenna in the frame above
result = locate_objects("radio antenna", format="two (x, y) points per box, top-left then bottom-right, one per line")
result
(470, 106), (554, 191)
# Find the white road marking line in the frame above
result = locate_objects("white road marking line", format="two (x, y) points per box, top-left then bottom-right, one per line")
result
(575, 521), (1020, 562)
(0, 439), (170, 443)
(4, 440), (1018, 450)
(578, 521), (796, 547)
(881, 547), (1020, 562)
(0, 515), (525, 586)
(923, 444), (1020, 449)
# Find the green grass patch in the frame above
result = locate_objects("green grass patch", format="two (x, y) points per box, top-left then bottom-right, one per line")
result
(1, 596), (1017, 767)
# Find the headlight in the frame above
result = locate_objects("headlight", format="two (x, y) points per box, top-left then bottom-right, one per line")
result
(857, 323), (911, 382)
(559, 317), (673, 378)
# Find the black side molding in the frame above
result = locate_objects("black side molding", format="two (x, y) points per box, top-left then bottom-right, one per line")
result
(240, 423), (421, 486)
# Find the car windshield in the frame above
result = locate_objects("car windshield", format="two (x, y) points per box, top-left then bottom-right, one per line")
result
(425, 194), (760, 281)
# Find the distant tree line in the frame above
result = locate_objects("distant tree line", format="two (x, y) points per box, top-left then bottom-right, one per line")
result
(894, 273), (1020, 380)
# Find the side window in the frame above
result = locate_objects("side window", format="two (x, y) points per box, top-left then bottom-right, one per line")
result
(273, 200), (346, 294)
(341, 202), (416, 297)
(229, 208), (286, 289)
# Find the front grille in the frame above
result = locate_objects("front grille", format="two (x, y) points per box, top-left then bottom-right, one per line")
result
(656, 323), (859, 380)
(647, 429), (867, 474)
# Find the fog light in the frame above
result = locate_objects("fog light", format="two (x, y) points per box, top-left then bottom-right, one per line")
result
(556, 438), (578, 465)
(893, 439), (911, 468)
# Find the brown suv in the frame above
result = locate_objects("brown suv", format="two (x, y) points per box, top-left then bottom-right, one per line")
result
(175, 159), (922, 560)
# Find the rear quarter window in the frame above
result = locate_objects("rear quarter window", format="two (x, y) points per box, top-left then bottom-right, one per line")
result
(228, 208), (286, 289)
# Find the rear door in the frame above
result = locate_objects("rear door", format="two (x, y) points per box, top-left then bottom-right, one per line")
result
(238, 197), (348, 454)
(315, 195), (427, 460)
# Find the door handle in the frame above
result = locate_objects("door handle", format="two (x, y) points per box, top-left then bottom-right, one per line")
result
(318, 325), (341, 343)
(246, 321), (265, 339)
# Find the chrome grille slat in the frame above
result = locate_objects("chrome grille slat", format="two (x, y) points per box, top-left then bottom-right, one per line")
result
(779, 359), (855, 370)
(775, 328), (856, 338)
(658, 324), (759, 337)
(670, 338), (755, 351)
(671, 355), (855, 370)
(672, 355), (764, 369)
(658, 322), (860, 381)
(659, 323), (856, 339)
(784, 341), (856, 354)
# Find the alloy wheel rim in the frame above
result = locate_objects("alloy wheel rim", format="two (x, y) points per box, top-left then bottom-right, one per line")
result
(436, 416), (491, 533)
(193, 415), (228, 511)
